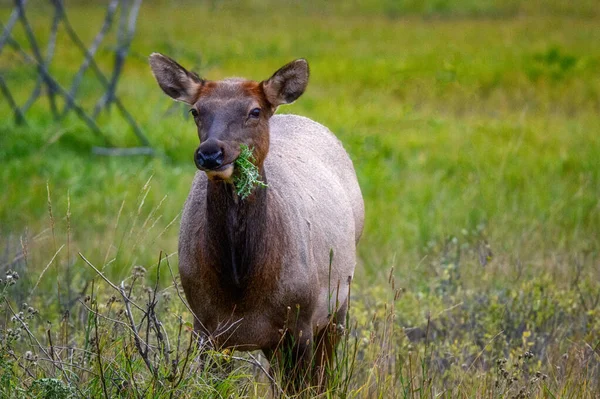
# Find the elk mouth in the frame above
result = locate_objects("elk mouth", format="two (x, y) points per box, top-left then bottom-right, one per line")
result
(195, 143), (243, 182)
(203, 163), (235, 181)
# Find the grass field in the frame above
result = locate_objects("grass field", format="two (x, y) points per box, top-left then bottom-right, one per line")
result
(1, 1), (599, 397)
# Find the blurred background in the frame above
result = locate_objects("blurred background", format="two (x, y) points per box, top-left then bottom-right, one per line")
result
(1, 0), (599, 396)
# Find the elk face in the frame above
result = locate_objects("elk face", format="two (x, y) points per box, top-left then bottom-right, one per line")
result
(149, 54), (309, 181)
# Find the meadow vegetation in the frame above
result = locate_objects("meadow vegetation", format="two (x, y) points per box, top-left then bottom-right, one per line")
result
(1, 0), (599, 397)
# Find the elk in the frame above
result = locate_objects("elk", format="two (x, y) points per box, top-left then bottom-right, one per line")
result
(149, 53), (364, 391)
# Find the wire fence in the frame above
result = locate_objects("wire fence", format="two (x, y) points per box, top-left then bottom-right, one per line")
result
(0, 0), (153, 155)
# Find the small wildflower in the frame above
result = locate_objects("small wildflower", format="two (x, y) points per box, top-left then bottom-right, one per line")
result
(132, 265), (147, 277)
(5, 270), (19, 285)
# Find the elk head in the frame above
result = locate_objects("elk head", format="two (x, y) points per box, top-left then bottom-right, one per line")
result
(149, 53), (309, 181)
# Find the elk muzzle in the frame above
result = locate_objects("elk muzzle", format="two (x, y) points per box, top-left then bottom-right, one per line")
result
(195, 139), (235, 181)
(195, 139), (224, 170)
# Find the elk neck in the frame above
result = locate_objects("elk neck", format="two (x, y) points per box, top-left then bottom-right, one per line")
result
(204, 170), (281, 296)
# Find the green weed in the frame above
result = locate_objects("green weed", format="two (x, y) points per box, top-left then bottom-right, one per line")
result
(233, 144), (267, 200)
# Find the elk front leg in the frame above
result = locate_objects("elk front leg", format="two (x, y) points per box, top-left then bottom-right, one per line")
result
(268, 325), (314, 395)
(313, 298), (348, 390)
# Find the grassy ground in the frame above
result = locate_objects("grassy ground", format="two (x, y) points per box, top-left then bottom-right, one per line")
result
(1, 0), (599, 397)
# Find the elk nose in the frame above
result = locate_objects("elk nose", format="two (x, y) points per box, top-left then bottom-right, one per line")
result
(195, 141), (224, 170)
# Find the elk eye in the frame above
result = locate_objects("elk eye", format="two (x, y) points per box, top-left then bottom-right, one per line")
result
(189, 108), (199, 118)
(249, 108), (261, 118)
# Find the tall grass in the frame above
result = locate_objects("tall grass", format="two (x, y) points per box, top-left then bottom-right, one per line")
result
(1, 186), (598, 397)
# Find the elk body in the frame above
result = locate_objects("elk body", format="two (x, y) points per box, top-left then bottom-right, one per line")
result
(149, 53), (364, 390)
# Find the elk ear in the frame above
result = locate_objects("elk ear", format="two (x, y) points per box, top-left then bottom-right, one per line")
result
(262, 59), (309, 108)
(149, 53), (203, 104)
